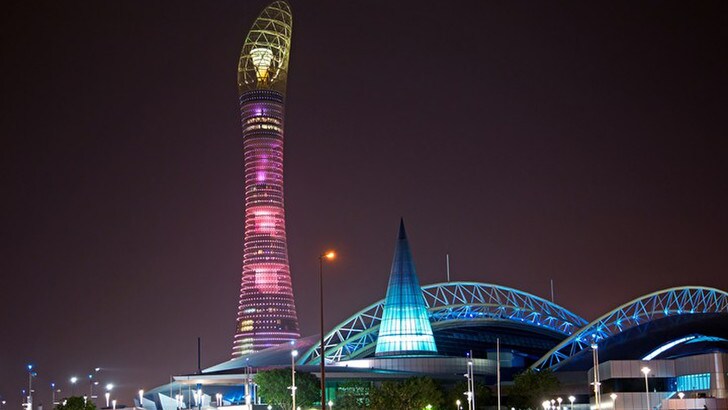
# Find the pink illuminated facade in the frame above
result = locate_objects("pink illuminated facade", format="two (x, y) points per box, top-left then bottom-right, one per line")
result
(233, 1), (298, 357)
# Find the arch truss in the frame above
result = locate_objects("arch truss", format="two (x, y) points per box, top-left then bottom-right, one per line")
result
(531, 286), (728, 370)
(299, 281), (588, 365)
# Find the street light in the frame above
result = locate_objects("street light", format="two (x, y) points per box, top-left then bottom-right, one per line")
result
(641, 367), (651, 410)
(592, 344), (602, 410)
(678, 392), (685, 400)
(291, 349), (299, 410)
(319, 250), (336, 410)
(89, 369), (100, 402)
(558, 397), (563, 409)
(112, 400), (117, 410)
(569, 396), (576, 410)
(104, 384), (114, 408)
(610, 393), (618, 410)
(328, 400), (333, 410)
(542, 401), (551, 410)
(456, 399), (462, 410)
(139, 389), (145, 409)
(27, 364), (36, 410)
(70, 377), (78, 396)
(465, 359), (474, 410)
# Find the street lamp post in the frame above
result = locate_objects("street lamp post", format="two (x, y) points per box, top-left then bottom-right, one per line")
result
(291, 349), (299, 410)
(610, 393), (618, 410)
(328, 400), (333, 410)
(27, 364), (36, 410)
(464, 363), (473, 410)
(558, 397), (563, 410)
(105, 384), (114, 408)
(456, 399), (462, 410)
(569, 396), (575, 410)
(70, 377), (78, 396)
(319, 250), (335, 410)
(112, 400), (117, 410)
(641, 367), (651, 410)
(592, 344), (601, 410)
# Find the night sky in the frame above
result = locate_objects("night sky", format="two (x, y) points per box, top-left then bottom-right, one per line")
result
(2, 0), (727, 407)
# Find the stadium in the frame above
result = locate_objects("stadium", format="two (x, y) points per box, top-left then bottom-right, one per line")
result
(143, 221), (728, 410)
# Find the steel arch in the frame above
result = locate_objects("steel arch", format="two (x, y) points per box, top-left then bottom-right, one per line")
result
(299, 281), (588, 365)
(531, 286), (728, 370)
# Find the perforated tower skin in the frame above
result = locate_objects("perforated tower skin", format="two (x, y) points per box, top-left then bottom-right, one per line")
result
(233, 1), (298, 357)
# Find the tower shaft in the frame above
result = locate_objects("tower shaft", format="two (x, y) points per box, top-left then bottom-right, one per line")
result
(234, 90), (299, 356)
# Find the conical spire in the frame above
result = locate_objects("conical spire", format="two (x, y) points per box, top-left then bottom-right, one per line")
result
(375, 219), (437, 356)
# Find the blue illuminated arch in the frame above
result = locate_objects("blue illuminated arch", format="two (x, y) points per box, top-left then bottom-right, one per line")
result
(531, 286), (728, 370)
(299, 281), (588, 365)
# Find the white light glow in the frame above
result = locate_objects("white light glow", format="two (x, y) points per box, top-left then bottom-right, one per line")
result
(250, 48), (274, 81)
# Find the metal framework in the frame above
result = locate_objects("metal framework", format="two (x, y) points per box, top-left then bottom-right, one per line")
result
(237, 1), (292, 94)
(299, 281), (588, 365)
(531, 286), (728, 370)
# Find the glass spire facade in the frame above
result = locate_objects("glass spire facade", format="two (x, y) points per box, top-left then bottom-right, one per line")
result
(375, 220), (438, 356)
(233, 1), (299, 357)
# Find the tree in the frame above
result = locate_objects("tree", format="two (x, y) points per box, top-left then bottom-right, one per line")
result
(336, 380), (372, 410)
(370, 377), (444, 410)
(54, 397), (96, 410)
(505, 369), (560, 410)
(255, 368), (320, 410)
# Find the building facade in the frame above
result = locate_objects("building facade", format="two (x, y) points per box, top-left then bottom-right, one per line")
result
(233, 1), (299, 357)
(588, 353), (728, 410)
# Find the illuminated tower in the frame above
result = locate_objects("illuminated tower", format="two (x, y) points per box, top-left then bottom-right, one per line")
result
(375, 220), (438, 356)
(233, 1), (297, 357)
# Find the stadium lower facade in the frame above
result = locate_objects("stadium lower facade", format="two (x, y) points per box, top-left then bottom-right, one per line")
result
(142, 222), (728, 410)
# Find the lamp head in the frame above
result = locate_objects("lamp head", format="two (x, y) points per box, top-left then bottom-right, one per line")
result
(324, 251), (336, 260)
(641, 366), (651, 375)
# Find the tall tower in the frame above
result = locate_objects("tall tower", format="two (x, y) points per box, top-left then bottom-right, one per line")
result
(375, 219), (438, 356)
(233, 1), (298, 357)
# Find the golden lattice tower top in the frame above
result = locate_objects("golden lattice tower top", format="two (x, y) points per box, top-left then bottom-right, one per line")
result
(237, 1), (293, 95)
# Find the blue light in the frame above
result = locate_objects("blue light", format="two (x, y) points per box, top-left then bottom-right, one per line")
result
(676, 373), (710, 391)
(375, 221), (437, 356)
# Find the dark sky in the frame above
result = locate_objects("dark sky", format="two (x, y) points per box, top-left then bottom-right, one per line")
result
(2, 0), (727, 407)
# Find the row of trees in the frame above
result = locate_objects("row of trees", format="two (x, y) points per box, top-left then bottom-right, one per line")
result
(256, 368), (560, 410)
